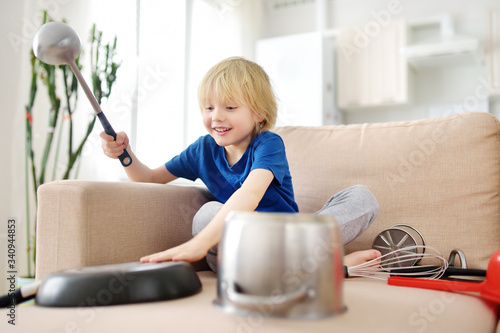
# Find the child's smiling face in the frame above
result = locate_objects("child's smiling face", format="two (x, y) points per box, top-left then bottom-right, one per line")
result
(198, 57), (277, 138)
(202, 89), (263, 157)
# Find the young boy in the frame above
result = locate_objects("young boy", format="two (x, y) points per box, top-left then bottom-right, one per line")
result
(101, 57), (380, 271)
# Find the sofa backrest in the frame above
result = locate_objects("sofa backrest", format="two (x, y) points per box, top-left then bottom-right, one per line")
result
(274, 112), (500, 269)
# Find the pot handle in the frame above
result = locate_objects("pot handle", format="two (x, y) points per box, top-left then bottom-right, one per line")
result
(225, 283), (310, 309)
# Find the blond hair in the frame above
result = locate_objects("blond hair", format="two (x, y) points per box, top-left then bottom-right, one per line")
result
(198, 57), (277, 134)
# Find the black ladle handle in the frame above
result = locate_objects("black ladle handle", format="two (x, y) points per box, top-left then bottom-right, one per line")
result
(97, 112), (132, 167)
(67, 62), (132, 167)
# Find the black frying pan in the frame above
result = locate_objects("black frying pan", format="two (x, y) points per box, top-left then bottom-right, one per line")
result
(1, 261), (201, 307)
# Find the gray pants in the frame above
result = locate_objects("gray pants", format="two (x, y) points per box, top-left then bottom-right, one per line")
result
(192, 185), (379, 272)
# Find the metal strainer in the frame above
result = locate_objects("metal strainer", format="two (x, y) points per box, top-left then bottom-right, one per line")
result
(372, 224), (425, 269)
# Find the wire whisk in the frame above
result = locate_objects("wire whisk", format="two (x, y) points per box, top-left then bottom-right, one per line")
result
(346, 245), (449, 280)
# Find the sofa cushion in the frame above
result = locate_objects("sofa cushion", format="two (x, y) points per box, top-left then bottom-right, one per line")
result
(274, 112), (500, 269)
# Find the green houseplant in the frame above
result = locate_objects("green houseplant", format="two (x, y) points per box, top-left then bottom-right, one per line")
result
(24, 11), (121, 277)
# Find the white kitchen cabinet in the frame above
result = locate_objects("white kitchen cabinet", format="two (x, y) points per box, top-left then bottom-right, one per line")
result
(337, 19), (408, 108)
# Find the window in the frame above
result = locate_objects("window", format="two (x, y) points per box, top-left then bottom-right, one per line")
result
(80, 0), (249, 179)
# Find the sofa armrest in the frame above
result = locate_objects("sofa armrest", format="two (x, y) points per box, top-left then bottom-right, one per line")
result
(35, 180), (211, 280)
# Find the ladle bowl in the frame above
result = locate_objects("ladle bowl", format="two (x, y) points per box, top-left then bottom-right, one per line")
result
(32, 21), (80, 66)
(32, 22), (132, 167)
(389, 249), (500, 303)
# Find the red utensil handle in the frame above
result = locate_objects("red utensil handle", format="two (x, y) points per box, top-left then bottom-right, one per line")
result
(388, 276), (482, 293)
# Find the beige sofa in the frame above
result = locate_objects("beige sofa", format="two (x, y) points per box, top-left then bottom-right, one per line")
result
(14, 112), (500, 332)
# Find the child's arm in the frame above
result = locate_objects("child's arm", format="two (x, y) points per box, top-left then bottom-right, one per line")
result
(140, 168), (275, 263)
(100, 131), (177, 184)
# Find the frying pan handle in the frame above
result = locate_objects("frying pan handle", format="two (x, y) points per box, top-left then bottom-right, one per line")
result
(225, 283), (309, 309)
(97, 112), (132, 167)
(388, 276), (482, 293)
(0, 282), (41, 308)
(390, 266), (486, 278)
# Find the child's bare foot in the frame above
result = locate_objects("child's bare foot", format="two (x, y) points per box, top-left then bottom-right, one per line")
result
(344, 249), (381, 267)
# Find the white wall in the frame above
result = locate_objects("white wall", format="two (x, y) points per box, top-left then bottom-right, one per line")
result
(260, 0), (500, 123)
(0, 0), (27, 295)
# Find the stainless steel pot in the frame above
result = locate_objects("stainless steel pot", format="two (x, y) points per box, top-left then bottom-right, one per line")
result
(213, 212), (346, 319)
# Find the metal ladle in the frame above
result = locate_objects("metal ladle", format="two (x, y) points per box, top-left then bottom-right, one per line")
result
(32, 21), (132, 167)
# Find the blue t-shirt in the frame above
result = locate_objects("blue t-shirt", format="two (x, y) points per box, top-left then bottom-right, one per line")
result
(165, 131), (298, 213)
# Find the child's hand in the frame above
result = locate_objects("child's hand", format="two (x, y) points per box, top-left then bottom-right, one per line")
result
(140, 238), (209, 264)
(100, 131), (129, 159)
